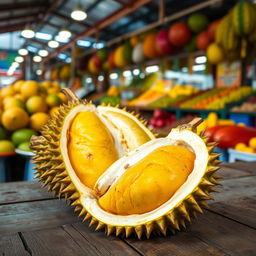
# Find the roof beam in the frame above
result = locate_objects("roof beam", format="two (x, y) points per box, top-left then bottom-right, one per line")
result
(0, 1), (48, 12)
(0, 23), (29, 34)
(0, 13), (40, 23)
(45, 0), (152, 61)
(111, 0), (127, 5)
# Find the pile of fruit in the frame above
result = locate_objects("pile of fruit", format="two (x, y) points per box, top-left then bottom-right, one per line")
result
(148, 109), (176, 129)
(0, 80), (67, 154)
(235, 138), (256, 154)
(70, 0), (256, 76)
(231, 96), (256, 112)
(179, 86), (254, 110)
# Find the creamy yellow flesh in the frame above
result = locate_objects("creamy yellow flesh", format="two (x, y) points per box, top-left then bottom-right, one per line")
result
(68, 111), (118, 188)
(99, 145), (195, 215)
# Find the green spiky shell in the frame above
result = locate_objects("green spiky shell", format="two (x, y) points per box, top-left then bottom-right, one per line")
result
(31, 101), (221, 239)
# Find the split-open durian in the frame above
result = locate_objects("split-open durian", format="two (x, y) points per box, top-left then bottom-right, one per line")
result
(31, 88), (220, 239)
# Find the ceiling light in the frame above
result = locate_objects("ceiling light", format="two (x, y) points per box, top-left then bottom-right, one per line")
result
(77, 40), (91, 47)
(15, 56), (24, 63)
(35, 32), (52, 41)
(27, 45), (37, 53)
(38, 49), (48, 57)
(48, 40), (59, 48)
(71, 5), (87, 21)
(33, 55), (42, 62)
(195, 56), (207, 64)
(36, 69), (42, 75)
(59, 29), (71, 38)
(110, 73), (118, 80)
(55, 35), (69, 43)
(145, 65), (159, 73)
(18, 48), (28, 56)
(192, 64), (206, 71)
(133, 69), (140, 75)
(21, 26), (35, 38)
(98, 75), (104, 81)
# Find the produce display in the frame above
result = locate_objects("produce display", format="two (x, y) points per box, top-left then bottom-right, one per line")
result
(235, 137), (256, 154)
(65, 0), (256, 77)
(149, 110), (176, 129)
(231, 96), (256, 112)
(31, 90), (220, 238)
(205, 125), (256, 150)
(179, 86), (254, 110)
(0, 80), (67, 153)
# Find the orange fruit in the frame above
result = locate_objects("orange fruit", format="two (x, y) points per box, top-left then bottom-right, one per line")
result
(46, 94), (61, 107)
(4, 98), (24, 110)
(0, 140), (15, 154)
(58, 92), (67, 103)
(29, 112), (49, 131)
(14, 94), (26, 102)
(20, 81), (39, 98)
(249, 137), (256, 150)
(2, 107), (29, 131)
(13, 80), (24, 92)
(1, 86), (15, 98)
(235, 143), (247, 151)
(26, 96), (48, 114)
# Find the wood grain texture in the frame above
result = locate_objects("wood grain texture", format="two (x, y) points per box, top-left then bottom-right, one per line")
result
(0, 181), (53, 205)
(0, 233), (30, 256)
(218, 166), (253, 180)
(210, 196), (256, 229)
(220, 162), (256, 176)
(0, 199), (78, 234)
(64, 223), (140, 256)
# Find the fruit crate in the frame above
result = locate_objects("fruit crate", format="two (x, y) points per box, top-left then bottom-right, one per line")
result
(228, 149), (256, 162)
(214, 147), (229, 162)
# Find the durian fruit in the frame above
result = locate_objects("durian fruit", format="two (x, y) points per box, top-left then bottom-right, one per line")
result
(31, 90), (220, 239)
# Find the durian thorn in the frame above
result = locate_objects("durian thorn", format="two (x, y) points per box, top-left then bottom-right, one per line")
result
(200, 178), (215, 187)
(60, 176), (72, 183)
(30, 135), (45, 149)
(179, 219), (186, 229)
(71, 199), (81, 207)
(156, 218), (167, 236)
(56, 170), (68, 178)
(209, 153), (221, 162)
(177, 203), (191, 222)
(135, 226), (143, 239)
(178, 117), (203, 133)
(54, 163), (66, 171)
(207, 166), (220, 175)
(145, 223), (153, 239)
(199, 201), (209, 209)
(89, 218), (97, 227)
(207, 187), (218, 193)
(44, 175), (54, 184)
(115, 227), (123, 236)
(74, 205), (82, 212)
(78, 208), (87, 218)
(52, 182), (61, 191)
(166, 213), (180, 230)
(106, 226), (115, 236)
(68, 192), (80, 201)
(84, 213), (91, 221)
(95, 222), (105, 231)
(186, 196), (203, 214)
(125, 227), (133, 238)
(194, 187), (211, 200)
(212, 174), (222, 180)
(61, 183), (76, 193)
(61, 88), (83, 102)
(207, 142), (217, 147)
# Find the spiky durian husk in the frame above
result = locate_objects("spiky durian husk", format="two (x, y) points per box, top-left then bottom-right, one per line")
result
(32, 107), (221, 239)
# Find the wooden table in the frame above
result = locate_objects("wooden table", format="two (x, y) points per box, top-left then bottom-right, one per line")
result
(1, 161), (255, 256)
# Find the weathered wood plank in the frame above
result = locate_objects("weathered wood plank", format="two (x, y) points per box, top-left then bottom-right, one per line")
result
(0, 199), (78, 234)
(127, 211), (256, 256)
(125, 231), (229, 256)
(218, 166), (253, 180)
(220, 162), (256, 176)
(21, 227), (89, 256)
(210, 196), (256, 229)
(210, 176), (256, 203)
(64, 223), (140, 256)
(0, 181), (53, 205)
(0, 233), (30, 256)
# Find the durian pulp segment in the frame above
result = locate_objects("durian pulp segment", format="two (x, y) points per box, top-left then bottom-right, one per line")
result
(82, 128), (208, 227)
(97, 106), (155, 152)
(98, 145), (195, 215)
(68, 111), (119, 189)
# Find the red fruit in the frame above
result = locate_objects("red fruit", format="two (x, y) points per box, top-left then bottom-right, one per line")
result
(168, 22), (191, 47)
(204, 125), (230, 142)
(213, 126), (256, 149)
(108, 51), (115, 68)
(155, 119), (166, 129)
(149, 118), (157, 127)
(93, 55), (102, 69)
(207, 20), (220, 42)
(156, 29), (174, 55)
(196, 30), (211, 51)
(153, 109), (166, 119)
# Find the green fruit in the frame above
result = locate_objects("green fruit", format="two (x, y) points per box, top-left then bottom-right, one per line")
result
(0, 126), (7, 140)
(188, 13), (209, 33)
(185, 36), (197, 52)
(46, 94), (61, 107)
(97, 49), (108, 62)
(11, 128), (38, 146)
(122, 41), (133, 64)
(17, 141), (32, 152)
(0, 140), (15, 154)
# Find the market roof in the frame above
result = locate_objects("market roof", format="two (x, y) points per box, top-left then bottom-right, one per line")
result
(0, 0), (237, 63)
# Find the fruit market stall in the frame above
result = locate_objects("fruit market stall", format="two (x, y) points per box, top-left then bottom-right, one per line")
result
(0, 161), (255, 255)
